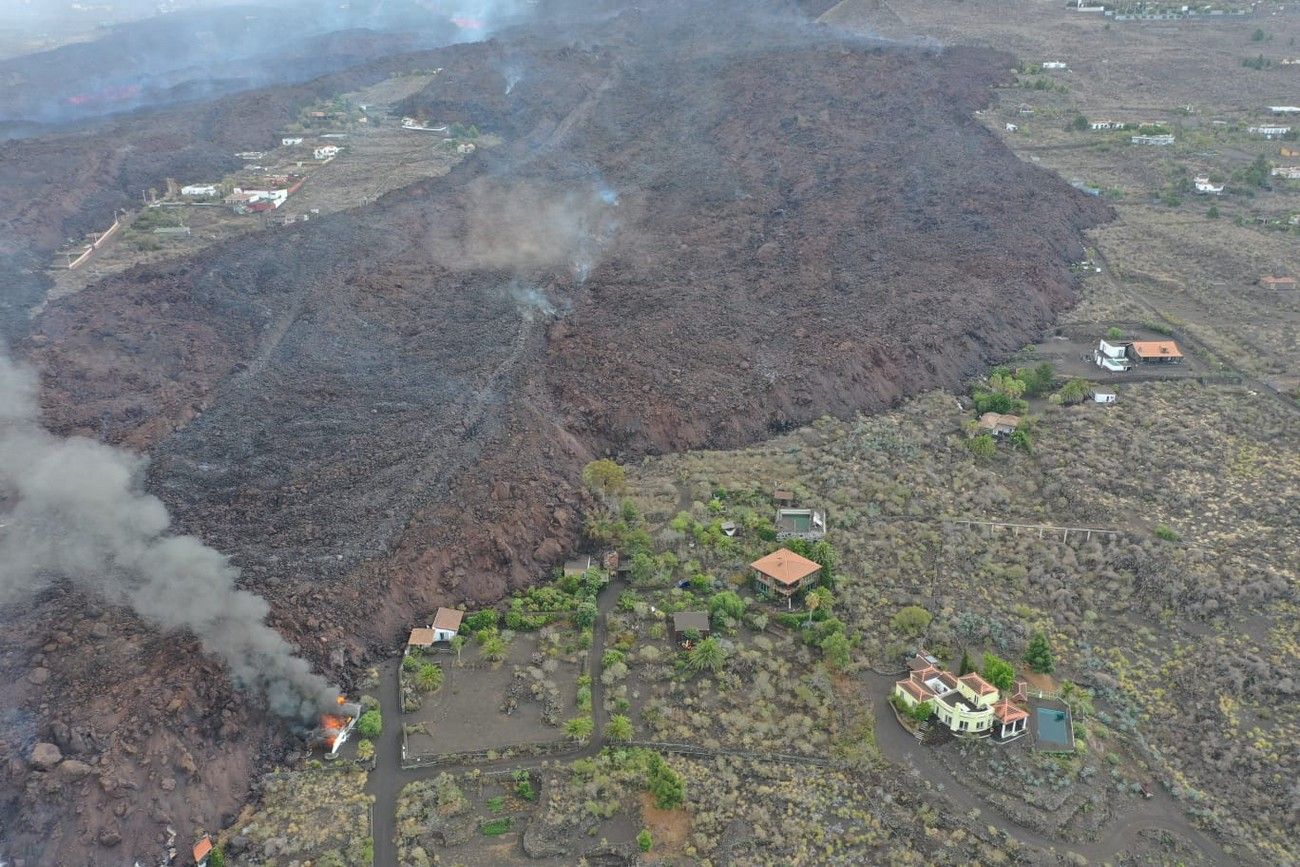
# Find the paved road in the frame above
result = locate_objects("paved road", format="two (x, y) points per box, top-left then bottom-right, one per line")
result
(364, 577), (624, 867)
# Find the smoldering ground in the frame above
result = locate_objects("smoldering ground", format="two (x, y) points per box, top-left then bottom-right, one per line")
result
(0, 353), (336, 719)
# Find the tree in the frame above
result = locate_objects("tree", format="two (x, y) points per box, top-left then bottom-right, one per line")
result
(637, 829), (653, 852)
(415, 663), (444, 692)
(574, 600), (598, 630)
(565, 716), (594, 741)
(582, 459), (626, 497)
(708, 590), (746, 622)
(1052, 378), (1089, 406)
(685, 637), (726, 674)
(606, 714), (633, 742)
(982, 652), (1016, 692)
(1070, 114), (1089, 131)
(1207, 205), (1220, 219)
(450, 635), (466, 666)
(1105, 326), (1124, 341)
(209, 848), (226, 867)
(890, 605), (932, 637)
(356, 739), (375, 761)
(967, 434), (997, 459)
(357, 709), (383, 739)
(909, 700), (934, 722)
(1025, 631), (1055, 674)
(645, 754), (685, 809)
(958, 648), (975, 676)
(820, 630), (851, 670)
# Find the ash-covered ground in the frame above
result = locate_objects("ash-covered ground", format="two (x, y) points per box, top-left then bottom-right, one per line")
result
(0, 0), (1108, 861)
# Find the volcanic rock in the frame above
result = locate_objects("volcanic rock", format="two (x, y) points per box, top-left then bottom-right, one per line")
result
(29, 743), (62, 770)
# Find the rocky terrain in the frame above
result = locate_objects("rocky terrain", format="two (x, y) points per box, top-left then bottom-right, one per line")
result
(0, 0), (1107, 862)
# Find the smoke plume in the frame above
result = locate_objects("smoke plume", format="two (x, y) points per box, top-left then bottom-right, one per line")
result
(0, 353), (335, 720)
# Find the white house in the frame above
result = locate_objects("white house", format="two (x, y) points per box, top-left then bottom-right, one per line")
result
(1095, 339), (1132, 372)
(1042, 61), (1068, 70)
(456, 141), (477, 154)
(180, 184), (218, 197)
(1193, 176), (1224, 194)
(1269, 106), (1300, 115)
(1131, 134), (1175, 146)
(431, 607), (464, 642)
(282, 136), (304, 146)
(1271, 166), (1300, 179)
(242, 189), (288, 208)
(1090, 120), (1127, 131)
(1090, 388), (1117, 404)
(314, 145), (341, 160)
(1248, 125), (1291, 139)
(1005, 122), (1018, 132)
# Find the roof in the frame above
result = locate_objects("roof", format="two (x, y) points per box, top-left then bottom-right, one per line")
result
(1130, 340), (1183, 359)
(978, 412), (1021, 430)
(896, 678), (932, 702)
(773, 488), (794, 501)
(1261, 275), (1296, 285)
(749, 548), (822, 586)
(937, 671), (961, 690)
(408, 627), (435, 647)
(959, 672), (998, 695)
(432, 607), (464, 632)
(672, 611), (711, 634)
(993, 698), (1028, 723)
(907, 652), (939, 671)
(194, 836), (213, 862)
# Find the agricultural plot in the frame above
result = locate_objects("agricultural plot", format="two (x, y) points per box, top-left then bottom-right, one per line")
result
(396, 768), (547, 866)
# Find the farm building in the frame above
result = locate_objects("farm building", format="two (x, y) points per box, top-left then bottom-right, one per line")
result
(977, 412), (1021, 437)
(180, 184), (218, 197)
(1094, 338), (1132, 371)
(775, 507), (826, 541)
(282, 136), (304, 146)
(431, 607), (463, 642)
(750, 548), (822, 604)
(1193, 176), (1224, 194)
(893, 657), (1026, 740)
(1248, 125), (1291, 139)
(672, 611), (711, 641)
(1260, 275), (1297, 290)
(1131, 134), (1174, 146)
(1128, 340), (1183, 364)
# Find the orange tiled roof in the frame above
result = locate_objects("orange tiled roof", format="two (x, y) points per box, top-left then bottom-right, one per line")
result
(408, 627), (435, 646)
(992, 699), (1028, 722)
(194, 836), (213, 862)
(432, 607), (464, 631)
(749, 548), (822, 586)
(897, 679), (933, 702)
(959, 672), (998, 695)
(1130, 340), (1183, 359)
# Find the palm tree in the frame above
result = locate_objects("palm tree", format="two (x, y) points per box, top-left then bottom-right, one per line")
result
(565, 716), (594, 741)
(606, 714), (633, 742)
(686, 637), (725, 674)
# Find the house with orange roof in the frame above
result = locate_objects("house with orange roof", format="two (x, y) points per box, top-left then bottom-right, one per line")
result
(193, 834), (213, 866)
(892, 654), (1026, 740)
(1260, 274), (1297, 291)
(750, 548), (822, 605)
(1127, 340), (1183, 364)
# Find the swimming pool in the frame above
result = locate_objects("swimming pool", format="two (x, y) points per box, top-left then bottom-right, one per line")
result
(1029, 696), (1075, 752)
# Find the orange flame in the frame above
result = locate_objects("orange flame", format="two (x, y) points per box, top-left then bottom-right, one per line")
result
(336, 694), (347, 706)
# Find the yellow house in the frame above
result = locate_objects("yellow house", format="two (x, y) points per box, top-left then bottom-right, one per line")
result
(893, 660), (1011, 738)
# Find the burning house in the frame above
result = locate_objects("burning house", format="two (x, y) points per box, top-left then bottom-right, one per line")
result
(316, 696), (362, 757)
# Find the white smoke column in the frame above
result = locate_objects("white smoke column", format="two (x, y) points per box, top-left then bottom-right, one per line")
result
(0, 354), (335, 720)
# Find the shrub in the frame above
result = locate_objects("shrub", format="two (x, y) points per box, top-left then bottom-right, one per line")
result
(209, 849), (226, 867)
(708, 590), (746, 621)
(356, 739), (375, 761)
(645, 753), (685, 809)
(574, 600), (599, 630)
(464, 610), (499, 633)
(967, 434), (997, 459)
(356, 710), (382, 739)
(480, 818), (512, 836)
(607, 714), (634, 742)
(514, 770), (537, 801)
(1154, 525), (1180, 542)
(685, 637), (726, 674)
(487, 795), (505, 814)
(890, 605), (932, 637)
(415, 663), (443, 692)
(482, 634), (508, 662)
(820, 630), (851, 670)
(1105, 326), (1124, 341)
(637, 829), (653, 852)
(565, 716), (594, 741)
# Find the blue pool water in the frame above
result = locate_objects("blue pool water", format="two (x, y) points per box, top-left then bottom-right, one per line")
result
(1036, 707), (1070, 743)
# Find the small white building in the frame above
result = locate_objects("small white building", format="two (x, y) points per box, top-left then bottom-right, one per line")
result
(431, 607), (464, 643)
(1193, 176), (1224, 194)
(1131, 134), (1175, 146)
(1042, 61), (1068, 70)
(180, 184), (218, 197)
(1090, 388), (1117, 404)
(282, 136), (304, 146)
(1248, 125), (1291, 139)
(1271, 166), (1300, 179)
(1269, 106), (1300, 115)
(456, 141), (477, 154)
(314, 145), (341, 160)
(1005, 122), (1018, 132)
(1090, 120), (1126, 130)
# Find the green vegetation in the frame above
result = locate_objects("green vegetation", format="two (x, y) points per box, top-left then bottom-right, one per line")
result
(356, 710), (382, 739)
(486, 795), (506, 814)
(1154, 524), (1181, 542)
(565, 715), (594, 741)
(514, 769), (537, 801)
(967, 433), (997, 458)
(982, 652), (1015, 692)
(583, 458), (627, 497)
(356, 739), (375, 762)
(644, 752), (686, 809)
(208, 848), (226, 867)
(414, 662), (443, 692)
(606, 714), (634, 742)
(1025, 631), (1055, 674)
(890, 605), (931, 637)
(684, 636), (726, 673)
(480, 817), (512, 837)
(637, 829), (653, 852)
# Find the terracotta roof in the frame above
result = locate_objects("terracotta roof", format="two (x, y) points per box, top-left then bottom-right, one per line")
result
(977, 412), (1021, 430)
(1129, 340), (1183, 359)
(992, 699), (1028, 723)
(896, 679), (933, 702)
(773, 488), (795, 501)
(909, 665), (940, 684)
(1261, 275), (1296, 286)
(959, 672), (998, 695)
(194, 835), (213, 862)
(749, 548), (822, 586)
(408, 627), (435, 647)
(432, 607), (464, 632)
(937, 671), (961, 689)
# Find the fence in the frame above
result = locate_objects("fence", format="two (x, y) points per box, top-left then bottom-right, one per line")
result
(946, 519), (1122, 543)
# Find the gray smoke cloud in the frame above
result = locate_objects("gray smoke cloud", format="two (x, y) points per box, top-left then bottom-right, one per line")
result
(0, 353), (336, 720)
